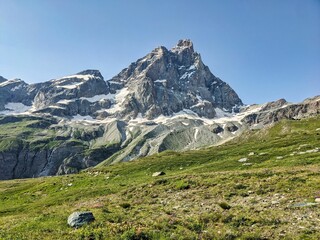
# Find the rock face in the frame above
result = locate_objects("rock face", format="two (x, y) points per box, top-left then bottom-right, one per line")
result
(242, 96), (320, 126)
(67, 211), (95, 228)
(0, 115), (123, 180)
(107, 39), (242, 119)
(33, 70), (110, 117)
(0, 77), (38, 111)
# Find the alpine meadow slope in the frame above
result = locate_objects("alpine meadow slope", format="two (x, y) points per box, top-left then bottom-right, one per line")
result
(0, 116), (319, 239)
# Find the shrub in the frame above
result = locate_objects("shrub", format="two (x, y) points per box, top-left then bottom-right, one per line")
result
(175, 180), (190, 190)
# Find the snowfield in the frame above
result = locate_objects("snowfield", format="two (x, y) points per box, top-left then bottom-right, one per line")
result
(0, 102), (32, 115)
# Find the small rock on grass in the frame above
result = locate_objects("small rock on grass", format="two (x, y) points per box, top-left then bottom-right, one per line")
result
(238, 158), (247, 162)
(152, 171), (166, 177)
(67, 211), (95, 228)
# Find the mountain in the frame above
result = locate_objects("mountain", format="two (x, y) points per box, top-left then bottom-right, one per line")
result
(107, 39), (242, 119)
(0, 40), (319, 180)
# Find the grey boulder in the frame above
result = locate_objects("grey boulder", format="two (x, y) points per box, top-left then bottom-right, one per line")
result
(67, 211), (95, 228)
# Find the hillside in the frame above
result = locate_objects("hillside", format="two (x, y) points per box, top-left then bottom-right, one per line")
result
(0, 116), (319, 239)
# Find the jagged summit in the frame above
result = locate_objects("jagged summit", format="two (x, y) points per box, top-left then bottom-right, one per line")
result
(77, 69), (103, 79)
(171, 39), (194, 53)
(108, 39), (243, 119)
(152, 39), (194, 54)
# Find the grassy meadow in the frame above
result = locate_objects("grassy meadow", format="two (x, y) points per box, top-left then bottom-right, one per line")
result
(0, 117), (319, 239)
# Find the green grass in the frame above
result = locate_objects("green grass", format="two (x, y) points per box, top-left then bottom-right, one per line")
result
(0, 117), (319, 239)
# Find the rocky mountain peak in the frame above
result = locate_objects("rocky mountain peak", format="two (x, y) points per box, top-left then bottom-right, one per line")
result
(0, 76), (7, 83)
(77, 69), (103, 79)
(153, 46), (168, 53)
(171, 39), (194, 53)
(107, 39), (243, 119)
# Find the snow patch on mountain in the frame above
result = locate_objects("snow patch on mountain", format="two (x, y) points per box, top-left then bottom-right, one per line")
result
(72, 114), (94, 121)
(106, 88), (130, 114)
(80, 94), (114, 103)
(154, 79), (167, 84)
(180, 70), (195, 80)
(215, 108), (232, 118)
(54, 74), (97, 82)
(0, 79), (23, 87)
(0, 102), (31, 115)
(52, 74), (98, 89)
(194, 128), (199, 140)
(57, 99), (75, 104)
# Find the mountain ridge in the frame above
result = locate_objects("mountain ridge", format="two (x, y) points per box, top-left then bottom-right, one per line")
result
(0, 40), (242, 120)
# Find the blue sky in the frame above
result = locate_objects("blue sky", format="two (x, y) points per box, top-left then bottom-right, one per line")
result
(0, 0), (319, 104)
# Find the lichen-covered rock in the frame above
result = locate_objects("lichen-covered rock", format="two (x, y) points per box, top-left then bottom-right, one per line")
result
(67, 211), (95, 228)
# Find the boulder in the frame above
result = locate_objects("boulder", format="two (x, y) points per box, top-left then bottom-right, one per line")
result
(67, 211), (95, 228)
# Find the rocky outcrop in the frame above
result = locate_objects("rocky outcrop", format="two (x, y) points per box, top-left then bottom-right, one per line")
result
(260, 98), (288, 111)
(67, 212), (95, 228)
(0, 116), (127, 180)
(33, 70), (109, 109)
(242, 96), (320, 125)
(0, 78), (37, 110)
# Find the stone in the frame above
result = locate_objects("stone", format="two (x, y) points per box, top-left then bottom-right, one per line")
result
(238, 158), (248, 162)
(152, 171), (166, 177)
(248, 152), (255, 156)
(67, 211), (95, 228)
(258, 153), (267, 156)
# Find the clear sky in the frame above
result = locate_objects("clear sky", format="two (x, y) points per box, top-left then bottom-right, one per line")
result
(0, 0), (319, 104)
